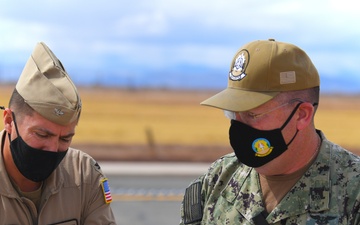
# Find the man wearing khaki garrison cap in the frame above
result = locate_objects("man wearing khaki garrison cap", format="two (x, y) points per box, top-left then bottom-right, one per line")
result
(0, 42), (116, 224)
(180, 39), (360, 225)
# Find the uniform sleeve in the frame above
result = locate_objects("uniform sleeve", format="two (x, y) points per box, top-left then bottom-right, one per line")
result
(349, 192), (360, 224)
(179, 158), (222, 225)
(179, 153), (240, 225)
(82, 160), (117, 225)
(350, 164), (360, 224)
(180, 175), (206, 225)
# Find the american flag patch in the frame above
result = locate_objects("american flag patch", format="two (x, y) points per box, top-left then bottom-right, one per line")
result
(101, 178), (112, 204)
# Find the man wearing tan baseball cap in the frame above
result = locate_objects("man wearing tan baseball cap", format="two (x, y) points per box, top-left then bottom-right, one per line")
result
(180, 39), (360, 225)
(0, 42), (116, 224)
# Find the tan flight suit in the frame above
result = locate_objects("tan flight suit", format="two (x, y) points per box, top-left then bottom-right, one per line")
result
(0, 130), (117, 224)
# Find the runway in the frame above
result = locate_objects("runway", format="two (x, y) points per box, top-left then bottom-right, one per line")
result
(99, 161), (210, 225)
(100, 161), (210, 176)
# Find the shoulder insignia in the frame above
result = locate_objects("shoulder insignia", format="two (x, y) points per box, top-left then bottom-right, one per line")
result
(91, 159), (102, 173)
(100, 178), (113, 204)
(94, 161), (101, 170)
(183, 181), (203, 224)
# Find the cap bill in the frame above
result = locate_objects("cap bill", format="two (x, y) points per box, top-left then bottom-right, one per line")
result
(200, 87), (279, 112)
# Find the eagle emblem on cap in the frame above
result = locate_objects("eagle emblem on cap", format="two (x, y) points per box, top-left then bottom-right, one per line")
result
(54, 108), (64, 116)
(229, 50), (249, 81)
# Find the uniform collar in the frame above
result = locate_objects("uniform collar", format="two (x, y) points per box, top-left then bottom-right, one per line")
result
(267, 136), (331, 223)
(221, 130), (331, 223)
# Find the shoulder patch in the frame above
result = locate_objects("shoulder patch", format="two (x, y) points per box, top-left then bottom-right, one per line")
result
(183, 181), (203, 224)
(94, 161), (101, 170)
(100, 178), (113, 204)
(91, 159), (102, 173)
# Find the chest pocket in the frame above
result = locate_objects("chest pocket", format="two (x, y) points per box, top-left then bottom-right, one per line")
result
(307, 214), (339, 225)
(49, 219), (78, 225)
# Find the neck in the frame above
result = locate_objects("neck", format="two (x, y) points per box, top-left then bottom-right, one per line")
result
(3, 133), (42, 192)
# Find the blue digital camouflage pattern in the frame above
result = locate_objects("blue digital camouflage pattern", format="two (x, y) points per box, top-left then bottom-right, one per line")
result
(180, 131), (360, 224)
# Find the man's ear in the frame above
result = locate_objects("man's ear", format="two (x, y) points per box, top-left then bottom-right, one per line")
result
(3, 108), (13, 134)
(296, 102), (315, 131)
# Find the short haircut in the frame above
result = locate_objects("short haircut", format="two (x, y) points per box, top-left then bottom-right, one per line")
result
(8, 89), (34, 121)
(277, 86), (319, 104)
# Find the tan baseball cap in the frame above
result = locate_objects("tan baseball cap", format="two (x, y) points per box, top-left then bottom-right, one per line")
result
(201, 39), (320, 112)
(15, 42), (82, 125)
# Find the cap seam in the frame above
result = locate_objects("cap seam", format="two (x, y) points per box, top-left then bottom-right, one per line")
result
(267, 41), (276, 91)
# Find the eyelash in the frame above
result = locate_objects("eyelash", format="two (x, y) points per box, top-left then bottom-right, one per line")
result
(36, 133), (71, 143)
(36, 133), (48, 138)
(61, 138), (71, 143)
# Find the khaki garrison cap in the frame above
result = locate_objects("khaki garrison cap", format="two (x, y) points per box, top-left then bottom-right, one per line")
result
(201, 39), (320, 112)
(15, 42), (82, 125)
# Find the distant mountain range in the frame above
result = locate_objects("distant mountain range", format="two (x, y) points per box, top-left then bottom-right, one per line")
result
(1, 64), (359, 95)
(70, 67), (360, 95)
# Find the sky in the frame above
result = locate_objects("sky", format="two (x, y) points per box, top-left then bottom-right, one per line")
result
(1, 0), (360, 94)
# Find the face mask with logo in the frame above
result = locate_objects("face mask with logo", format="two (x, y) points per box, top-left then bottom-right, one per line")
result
(9, 113), (68, 182)
(229, 103), (302, 168)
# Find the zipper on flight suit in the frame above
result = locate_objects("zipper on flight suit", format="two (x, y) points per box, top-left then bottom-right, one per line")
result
(18, 196), (38, 225)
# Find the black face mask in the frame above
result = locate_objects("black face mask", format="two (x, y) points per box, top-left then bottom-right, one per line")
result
(9, 113), (67, 182)
(229, 103), (302, 168)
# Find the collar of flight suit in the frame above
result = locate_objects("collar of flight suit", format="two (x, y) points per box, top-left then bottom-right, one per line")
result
(221, 130), (331, 223)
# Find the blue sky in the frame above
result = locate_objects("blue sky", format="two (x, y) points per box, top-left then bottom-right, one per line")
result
(1, 0), (360, 93)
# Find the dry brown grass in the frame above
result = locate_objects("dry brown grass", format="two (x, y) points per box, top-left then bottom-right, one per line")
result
(0, 85), (359, 161)
(77, 87), (360, 149)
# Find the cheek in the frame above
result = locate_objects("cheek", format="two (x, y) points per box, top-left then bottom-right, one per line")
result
(21, 134), (45, 149)
(59, 141), (72, 152)
(235, 113), (253, 124)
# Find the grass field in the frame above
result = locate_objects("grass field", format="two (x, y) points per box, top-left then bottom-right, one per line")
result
(0, 85), (359, 161)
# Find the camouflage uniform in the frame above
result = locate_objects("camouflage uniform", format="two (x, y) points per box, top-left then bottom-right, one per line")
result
(180, 131), (360, 224)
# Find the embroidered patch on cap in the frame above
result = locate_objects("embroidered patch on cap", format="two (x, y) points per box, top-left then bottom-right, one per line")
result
(280, 71), (296, 84)
(229, 50), (249, 81)
(101, 178), (113, 204)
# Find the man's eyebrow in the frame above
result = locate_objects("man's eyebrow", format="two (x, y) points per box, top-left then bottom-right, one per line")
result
(61, 133), (76, 139)
(34, 127), (75, 138)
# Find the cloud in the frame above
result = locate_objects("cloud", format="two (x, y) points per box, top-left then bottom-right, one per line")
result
(0, 0), (360, 92)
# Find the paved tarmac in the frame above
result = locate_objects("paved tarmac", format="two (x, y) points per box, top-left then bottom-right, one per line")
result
(99, 162), (210, 225)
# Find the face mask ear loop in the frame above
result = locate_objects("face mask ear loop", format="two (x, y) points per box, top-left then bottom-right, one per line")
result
(280, 102), (302, 130)
(286, 129), (299, 147)
(280, 102), (302, 147)
(11, 112), (21, 137)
